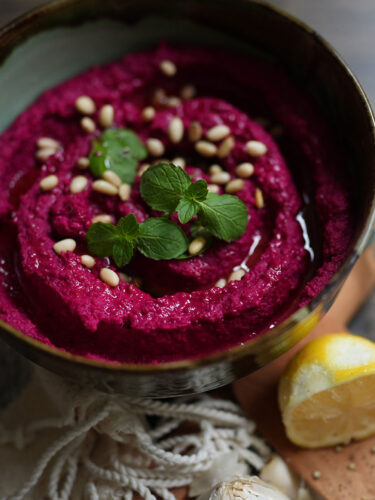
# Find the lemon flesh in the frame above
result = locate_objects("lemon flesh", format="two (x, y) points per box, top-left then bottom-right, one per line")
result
(279, 333), (375, 448)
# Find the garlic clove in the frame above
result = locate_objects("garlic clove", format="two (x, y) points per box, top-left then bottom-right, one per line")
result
(260, 454), (299, 499)
(189, 452), (250, 497)
(196, 476), (291, 500)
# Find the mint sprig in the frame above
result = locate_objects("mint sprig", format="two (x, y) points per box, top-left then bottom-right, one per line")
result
(86, 214), (188, 267)
(139, 162), (191, 212)
(138, 218), (189, 260)
(141, 163), (248, 242)
(89, 128), (147, 184)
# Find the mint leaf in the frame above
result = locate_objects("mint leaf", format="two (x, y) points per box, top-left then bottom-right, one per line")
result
(89, 128), (147, 184)
(117, 213), (139, 238)
(198, 193), (248, 242)
(112, 239), (134, 267)
(86, 222), (120, 257)
(177, 180), (208, 222)
(140, 163), (191, 212)
(86, 216), (138, 267)
(138, 217), (188, 260)
(185, 179), (208, 201)
(176, 198), (199, 224)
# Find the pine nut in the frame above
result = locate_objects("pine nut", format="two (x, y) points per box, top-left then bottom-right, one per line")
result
(209, 164), (223, 175)
(100, 268), (119, 287)
(70, 175), (88, 194)
(195, 140), (217, 157)
(141, 106), (155, 122)
(166, 96), (181, 108)
(168, 116), (184, 144)
(92, 180), (118, 196)
(228, 269), (246, 282)
(53, 238), (76, 255)
(36, 148), (57, 162)
(225, 178), (245, 194)
(119, 272), (131, 283)
(255, 188), (264, 209)
(246, 140), (268, 157)
(81, 117), (96, 134)
(217, 136), (235, 158)
(206, 124), (230, 142)
(188, 121), (203, 142)
(180, 84), (196, 101)
(138, 164), (150, 176)
(159, 60), (177, 76)
(172, 157), (185, 168)
(81, 254), (95, 268)
(75, 95), (96, 115)
(103, 170), (122, 187)
(210, 171), (231, 185)
(207, 184), (220, 194)
(40, 174), (59, 191)
(236, 162), (254, 178)
(92, 214), (113, 224)
(152, 158), (168, 165)
(189, 237), (206, 256)
(37, 137), (60, 150)
(215, 278), (226, 288)
(99, 104), (114, 128)
(77, 157), (90, 169)
(119, 183), (131, 201)
(146, 138), (165, 157)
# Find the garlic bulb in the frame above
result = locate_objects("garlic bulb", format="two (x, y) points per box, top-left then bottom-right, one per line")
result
(196, 476), (291, 500)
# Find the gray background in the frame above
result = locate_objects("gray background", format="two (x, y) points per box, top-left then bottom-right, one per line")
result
(0, 0), (373, 388)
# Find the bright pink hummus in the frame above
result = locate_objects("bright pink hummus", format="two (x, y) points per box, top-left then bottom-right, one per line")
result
(0, 44), (353, 363)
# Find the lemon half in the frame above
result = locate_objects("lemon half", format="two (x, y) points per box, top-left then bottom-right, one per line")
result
(279, 333), (375, 448)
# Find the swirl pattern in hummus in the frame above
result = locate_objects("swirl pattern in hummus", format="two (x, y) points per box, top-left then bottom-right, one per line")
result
(0, 44), (352, 363)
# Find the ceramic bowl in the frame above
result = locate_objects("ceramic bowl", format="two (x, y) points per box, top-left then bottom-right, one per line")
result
(0, 0), (374, 397)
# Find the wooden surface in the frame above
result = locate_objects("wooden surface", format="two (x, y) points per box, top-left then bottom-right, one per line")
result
(234, 247), (375, 499)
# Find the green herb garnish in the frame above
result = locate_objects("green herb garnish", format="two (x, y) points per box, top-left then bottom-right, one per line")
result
(140, 163), (248, 241)
(86, 214), (188, 267)
(86, 152), (248, 266)
(89, 128), (147, 184)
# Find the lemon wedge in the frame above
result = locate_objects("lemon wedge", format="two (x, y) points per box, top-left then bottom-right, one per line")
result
(278, 333), (375, 448)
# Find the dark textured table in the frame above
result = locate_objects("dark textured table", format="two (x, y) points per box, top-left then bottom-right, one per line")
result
(0, 0), (374, 399)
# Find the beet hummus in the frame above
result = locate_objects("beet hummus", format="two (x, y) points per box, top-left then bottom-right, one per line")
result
(0, 43), (353, 364)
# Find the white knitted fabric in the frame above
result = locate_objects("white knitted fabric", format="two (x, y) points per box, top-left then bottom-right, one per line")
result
(0, 367), (271, 500)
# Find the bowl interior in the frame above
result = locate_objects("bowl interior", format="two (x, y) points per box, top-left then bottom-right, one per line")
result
(0, 0), (374, 396)
(0, 15), (265, 133)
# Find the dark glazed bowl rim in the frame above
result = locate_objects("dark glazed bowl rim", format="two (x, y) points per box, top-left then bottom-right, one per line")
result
(0, 0), (374, 377)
